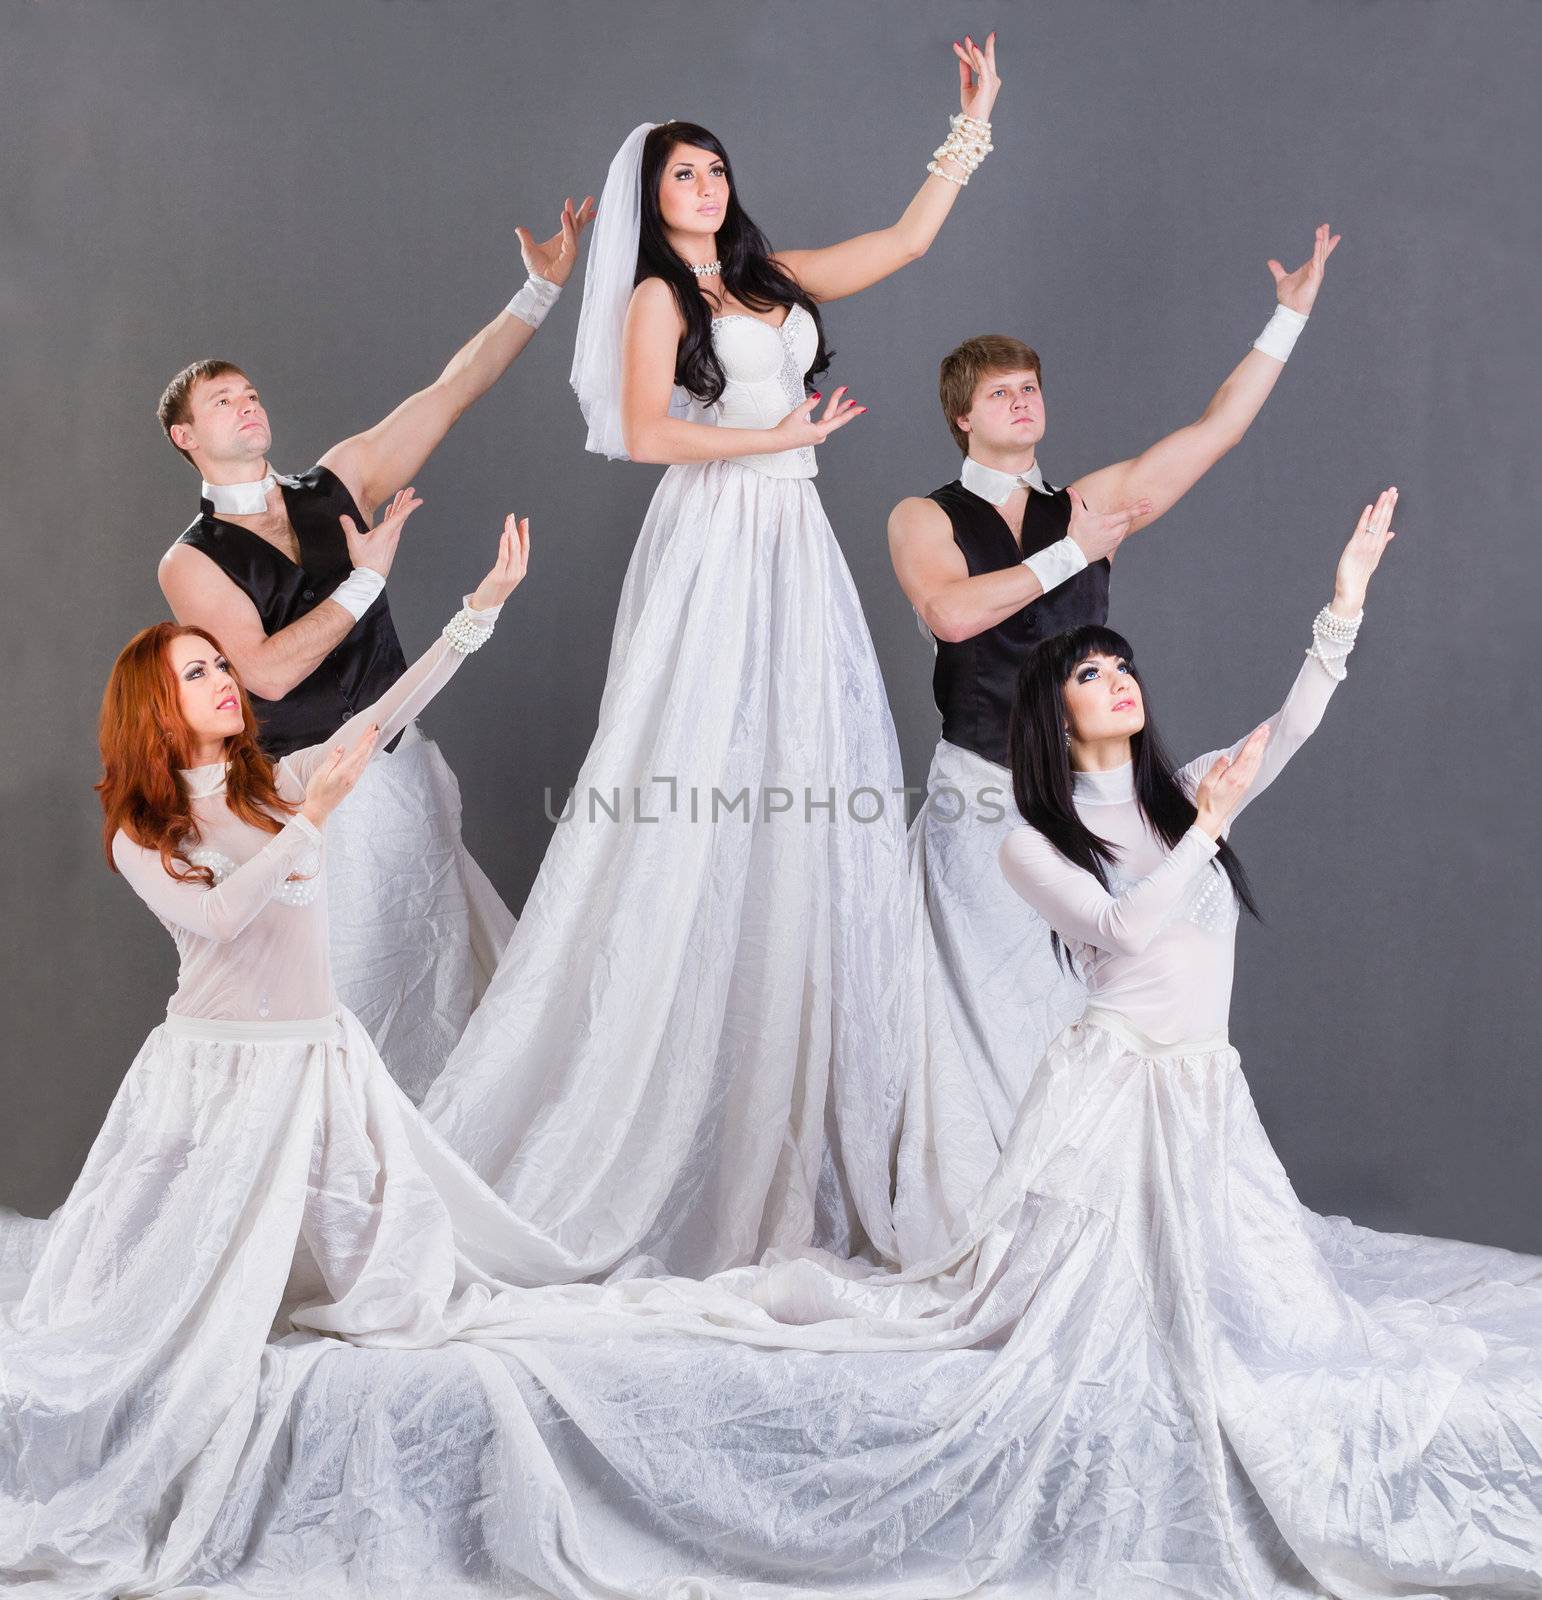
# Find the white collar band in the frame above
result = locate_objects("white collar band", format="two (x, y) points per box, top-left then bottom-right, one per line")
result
(201, 470), (297, 517)
(1071, 761), (1136, 806)
(178, 761), (230, 799)
(960, 455), (1048, 506)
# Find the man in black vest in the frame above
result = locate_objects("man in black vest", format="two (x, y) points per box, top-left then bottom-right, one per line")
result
(889, 223), (1338, 1153)
(154, 196), (594, 1102)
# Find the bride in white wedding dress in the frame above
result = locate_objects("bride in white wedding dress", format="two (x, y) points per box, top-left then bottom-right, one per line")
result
(422, 42), (1009, 1280)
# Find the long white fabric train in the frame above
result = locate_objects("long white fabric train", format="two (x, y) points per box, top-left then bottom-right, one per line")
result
(420, 303), (1001, 1280)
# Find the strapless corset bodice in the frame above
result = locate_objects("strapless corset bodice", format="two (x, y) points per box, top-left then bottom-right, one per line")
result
(686, 304), (819, 479)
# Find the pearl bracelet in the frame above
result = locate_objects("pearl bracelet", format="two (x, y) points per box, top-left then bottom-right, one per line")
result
(443, 606), (495, 655)
(928, 112), (993, 187)
(1314, 604), (1362, 642)
(1307, 604), (1362, 681)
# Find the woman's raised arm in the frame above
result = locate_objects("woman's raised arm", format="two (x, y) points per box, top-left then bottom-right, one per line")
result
(774, 33), (1001, 303)
(1176, 488), (1399, 826)
(282, 514), (530, 793)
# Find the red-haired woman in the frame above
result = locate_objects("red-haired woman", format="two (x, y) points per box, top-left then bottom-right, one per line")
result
(1, 498), (533, 1593)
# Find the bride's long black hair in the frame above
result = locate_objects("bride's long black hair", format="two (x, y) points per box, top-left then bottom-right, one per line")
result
(637, 121), (832, 406)
(1007, 624), (1261, 967)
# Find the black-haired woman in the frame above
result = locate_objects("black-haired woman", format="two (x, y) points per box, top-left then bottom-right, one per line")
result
(998, 494), (1389, 1049)
(423, 39), (1006, 1281)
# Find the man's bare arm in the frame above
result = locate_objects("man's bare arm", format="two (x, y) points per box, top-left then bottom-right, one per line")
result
(889, 491), (1148, 645)
(1071, 223), (1339, 528)
(1068, 345), (1290, 529)
(889, 499), (1047, 644)
(320, 199), (595, 520)
(157, 488), (419, 702)
(158, 544), (355, 702)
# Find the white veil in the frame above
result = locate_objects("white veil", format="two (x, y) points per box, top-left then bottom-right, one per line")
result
(568, 120), (692, 460)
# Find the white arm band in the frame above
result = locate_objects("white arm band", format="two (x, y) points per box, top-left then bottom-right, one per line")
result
(1023, 536), (1089, 596)
(1252, 303), (1309, 363)
(328, 567), (386, 622)
(505, 272), (561, 329)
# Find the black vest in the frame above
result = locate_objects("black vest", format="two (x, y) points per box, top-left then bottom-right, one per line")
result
(928, 477), (1111, 767)
(177, 466), (409, 758)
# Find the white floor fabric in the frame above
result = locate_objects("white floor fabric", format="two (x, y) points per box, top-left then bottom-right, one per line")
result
(4, 1006), (1538, 1599)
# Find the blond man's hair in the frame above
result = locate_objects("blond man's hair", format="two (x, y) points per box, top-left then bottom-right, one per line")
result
(938, 335), (1043, 454)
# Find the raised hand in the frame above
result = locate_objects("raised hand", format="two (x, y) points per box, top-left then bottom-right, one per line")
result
(339, 486), (422, 578)
(469, 514), (532, 612)
(1333, 486), (1398, 614)
(1194, 723), (1271, 839)
(771, 385), (868, 452)
(301, 723), (381, 827)
(952, 31), (1001, 122)
(1267, 223), (1341, 316)
(516, 195), (599, 287)
(1067, 486), (1154, 564)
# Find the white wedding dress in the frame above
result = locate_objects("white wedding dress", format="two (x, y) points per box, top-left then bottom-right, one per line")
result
(421, 303), (999, 1281)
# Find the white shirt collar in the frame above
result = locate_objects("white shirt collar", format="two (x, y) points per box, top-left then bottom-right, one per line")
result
(200, 469), (299, 517)
(960, 455), (1049, 506)
(1071, 761), (1136, 806)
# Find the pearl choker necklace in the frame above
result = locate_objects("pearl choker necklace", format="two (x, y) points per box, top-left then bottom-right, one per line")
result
(690, 260), (722, 278)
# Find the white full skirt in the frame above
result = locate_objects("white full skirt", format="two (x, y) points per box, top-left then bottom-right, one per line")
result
(421, 460), (993, 1281)
(326, 726), (515, 1103)
(6, 1006), (1540, 1599)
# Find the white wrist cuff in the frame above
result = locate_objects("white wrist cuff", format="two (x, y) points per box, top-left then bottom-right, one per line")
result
(505, 272), (561, 329)
(1023, 536), (1089, 595)
(1253, 303), (1309, 363)
(329, 567), (386, 622)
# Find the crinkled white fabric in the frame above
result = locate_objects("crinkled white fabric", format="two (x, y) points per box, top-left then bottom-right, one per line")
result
(7, 1007), (1539, 1599)
(910, 736), (1085, 1146)
(326, 726), (515, 1103)
(422, 408), (992, 1279)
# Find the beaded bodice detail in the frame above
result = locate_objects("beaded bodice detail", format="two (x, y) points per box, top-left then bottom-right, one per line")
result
(186, 846), (322, 909)
(690, 304), (819, 480)
(1106, 859), (1239, 939)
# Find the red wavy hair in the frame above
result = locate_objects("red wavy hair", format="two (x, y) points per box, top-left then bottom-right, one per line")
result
(97, 622), (298, 885)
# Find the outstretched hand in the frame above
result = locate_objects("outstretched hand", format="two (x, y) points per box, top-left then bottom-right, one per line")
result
(1194, 723), (1271, 839)
(1067, 486), (1153, 565)
(339, 486), (422, 579)
(469, 513), (531, 611)
(772, 385), (867, 452)
(1333, 486), (1398, 614)
(301, 723), (380, 828)
(952, 31), (1001, 122)
(517, 196), (598, 287)
(1268, 223), (1341, 316)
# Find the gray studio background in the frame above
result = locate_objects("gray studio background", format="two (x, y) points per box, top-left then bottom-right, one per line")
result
(3, 1), (1538, 1250)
